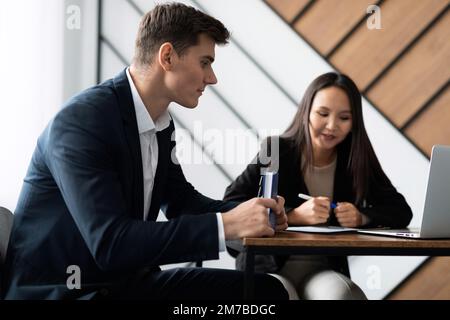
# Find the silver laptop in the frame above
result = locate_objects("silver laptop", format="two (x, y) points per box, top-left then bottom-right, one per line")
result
(360, 145), (450, 239)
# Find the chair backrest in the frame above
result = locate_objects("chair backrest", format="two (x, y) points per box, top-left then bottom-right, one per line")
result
(0, 207), (13, 298)
(0, 207), (13, 265)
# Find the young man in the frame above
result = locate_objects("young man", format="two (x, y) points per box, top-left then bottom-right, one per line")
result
(2, 3), (288, 300)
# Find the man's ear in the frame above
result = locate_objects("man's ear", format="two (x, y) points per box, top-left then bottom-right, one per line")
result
(158, 42), (175, 71)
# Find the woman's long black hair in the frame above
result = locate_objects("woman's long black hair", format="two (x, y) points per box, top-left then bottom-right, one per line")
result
(282, 72), (391, 205)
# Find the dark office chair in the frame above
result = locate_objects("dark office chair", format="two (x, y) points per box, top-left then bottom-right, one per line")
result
(0, 206), (13, 298)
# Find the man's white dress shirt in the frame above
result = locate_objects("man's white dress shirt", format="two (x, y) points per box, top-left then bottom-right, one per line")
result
(126, 68), (226, 251)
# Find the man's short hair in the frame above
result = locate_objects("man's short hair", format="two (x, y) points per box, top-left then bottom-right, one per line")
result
(133, 2), (230, 67)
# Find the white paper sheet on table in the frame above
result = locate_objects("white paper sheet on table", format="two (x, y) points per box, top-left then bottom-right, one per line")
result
(286, 226), (358, 233)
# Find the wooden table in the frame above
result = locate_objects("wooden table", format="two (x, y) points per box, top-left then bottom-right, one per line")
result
(226, 231), (450, 299)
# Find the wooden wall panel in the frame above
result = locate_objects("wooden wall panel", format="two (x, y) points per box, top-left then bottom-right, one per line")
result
(331, 0), (448, 91)
(367, 12), (450, 128)
(265, 0), (311, 22)
(388, 257), (450, 300)
(294, 0), (372, 55)
(405, 87), (450, 157)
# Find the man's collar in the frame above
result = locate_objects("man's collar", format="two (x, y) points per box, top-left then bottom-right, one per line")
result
(126, 67), (171, 134)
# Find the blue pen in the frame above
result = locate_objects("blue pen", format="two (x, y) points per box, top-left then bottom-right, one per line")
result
(298, 193), (337, 209)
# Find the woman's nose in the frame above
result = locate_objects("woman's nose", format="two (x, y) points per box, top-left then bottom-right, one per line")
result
(326, 117), (337, 130)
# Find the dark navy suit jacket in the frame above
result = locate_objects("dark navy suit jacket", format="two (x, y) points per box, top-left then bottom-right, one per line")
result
(3, 70), (235, 299)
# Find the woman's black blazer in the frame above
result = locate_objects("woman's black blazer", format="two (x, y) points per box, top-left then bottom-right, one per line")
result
(223, 136), (413, 275)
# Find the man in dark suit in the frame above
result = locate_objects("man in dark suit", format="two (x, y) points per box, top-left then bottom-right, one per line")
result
(2, 3), (288, 300)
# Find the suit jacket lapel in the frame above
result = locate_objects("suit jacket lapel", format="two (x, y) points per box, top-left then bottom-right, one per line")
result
(288, 140), (310, 196)
(113, 69), (144, 220)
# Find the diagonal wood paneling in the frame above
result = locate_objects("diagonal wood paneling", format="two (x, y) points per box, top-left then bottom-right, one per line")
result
(265, 0), (311, 22)
(387, 257), (450, 300)
(293, 0), (372, 55)
(405, 86), (450, 157)
(330, 0), (449, 91)
(367, 11), (450, 128)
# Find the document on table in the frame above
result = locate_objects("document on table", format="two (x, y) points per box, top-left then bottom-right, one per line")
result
(286, 226), (391, 234)
(287, 226), (357, 233)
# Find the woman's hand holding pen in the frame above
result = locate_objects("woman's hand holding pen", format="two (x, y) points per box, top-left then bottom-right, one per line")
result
(334, 202), (363, 227)
(288, 197), (331, 225)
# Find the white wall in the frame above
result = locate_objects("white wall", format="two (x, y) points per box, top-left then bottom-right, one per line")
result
(0, 0), (64, 211)
(63, 0), (99, 100)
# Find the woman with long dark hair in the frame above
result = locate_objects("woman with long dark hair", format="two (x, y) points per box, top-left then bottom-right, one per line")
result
(224, 72), (412, 299)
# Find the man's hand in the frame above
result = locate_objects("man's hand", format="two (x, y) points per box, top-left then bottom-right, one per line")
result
(274, 196), (288, 231)
(287, 196), (331, 225)
(334, 202), (363, 227)
(222, 196), (287, 240)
